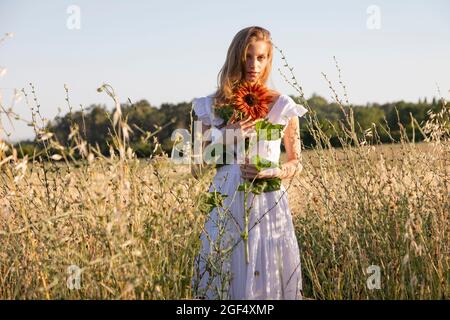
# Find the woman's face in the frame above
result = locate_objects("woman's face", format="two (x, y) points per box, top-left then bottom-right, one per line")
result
(244, 40), (269, 83)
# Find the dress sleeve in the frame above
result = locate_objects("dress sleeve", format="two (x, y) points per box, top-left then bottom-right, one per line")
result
(280, 96), (308, 124)
(192, 96), (225, 127)
(192, 97), (212, 126)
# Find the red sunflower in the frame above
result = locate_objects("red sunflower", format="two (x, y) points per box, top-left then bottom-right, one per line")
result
(230, 81), (274, 122)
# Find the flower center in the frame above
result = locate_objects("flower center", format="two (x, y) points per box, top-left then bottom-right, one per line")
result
(244, 94), (257, 106)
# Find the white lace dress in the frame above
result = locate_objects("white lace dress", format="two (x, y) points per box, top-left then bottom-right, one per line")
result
(191, 93), (308, 300)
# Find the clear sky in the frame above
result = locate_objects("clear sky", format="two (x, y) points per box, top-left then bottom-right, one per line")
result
(1, 0), (449, 142)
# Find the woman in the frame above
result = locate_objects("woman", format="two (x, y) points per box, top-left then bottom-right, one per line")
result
(191, 26), (308, 300)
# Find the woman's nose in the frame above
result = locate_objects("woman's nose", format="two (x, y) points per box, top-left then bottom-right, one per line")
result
(248, 59), (258, 70)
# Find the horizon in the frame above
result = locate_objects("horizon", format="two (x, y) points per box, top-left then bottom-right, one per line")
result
(1, 92), (441, 145)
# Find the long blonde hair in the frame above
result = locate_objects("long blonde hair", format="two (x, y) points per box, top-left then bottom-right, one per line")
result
(212, 26), (274, 107)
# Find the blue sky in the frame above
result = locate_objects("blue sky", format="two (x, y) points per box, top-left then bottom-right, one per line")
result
(1, 0), (449, 141)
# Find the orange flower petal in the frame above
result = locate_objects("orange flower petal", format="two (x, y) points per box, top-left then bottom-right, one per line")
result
(232, 81), (274, 120)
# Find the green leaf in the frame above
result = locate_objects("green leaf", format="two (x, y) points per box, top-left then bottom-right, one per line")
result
(198, 191), (228, 214)
(238, 177), (282, 195)
(255, 120), (285, 141)
(250, 154), (279, 171)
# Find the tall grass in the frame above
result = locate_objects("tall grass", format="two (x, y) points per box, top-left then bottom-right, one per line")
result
(274, 49), (449, 299)
(0, 52), (448, 299)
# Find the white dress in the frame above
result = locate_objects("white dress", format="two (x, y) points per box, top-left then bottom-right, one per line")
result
(191, 93), (308, 300)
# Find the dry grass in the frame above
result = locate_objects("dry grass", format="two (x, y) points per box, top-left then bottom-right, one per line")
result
(0, 66), (448, 299)
(0, 155), (207, 299)
(288, 140), (449, 299)
(0, 137), (447, 299)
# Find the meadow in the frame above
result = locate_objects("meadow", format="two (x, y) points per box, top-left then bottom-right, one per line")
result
(0, 125), (448, 299)
(0, 60), (448, 299)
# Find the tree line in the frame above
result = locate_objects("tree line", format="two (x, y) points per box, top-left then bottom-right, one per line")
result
(12, 94), (443, 159)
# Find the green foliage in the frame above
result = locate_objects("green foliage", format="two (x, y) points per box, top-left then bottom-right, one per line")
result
(214, 105), (234, 124)
(250, 154), (279, 171)
(12, 94), (441, 159)
(237, 177), (282, 195)
(236, 155), (281, 194)
(198, 191), (228, 214)
(12, 140), (38, 158)
(255, 120), (285, 140)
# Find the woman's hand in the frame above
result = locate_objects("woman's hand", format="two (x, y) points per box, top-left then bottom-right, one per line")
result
(220, 116), (257, 144)
(240, 158), (282, 180)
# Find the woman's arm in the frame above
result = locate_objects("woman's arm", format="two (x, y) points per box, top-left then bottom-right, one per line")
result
(278, 116), (303, 180)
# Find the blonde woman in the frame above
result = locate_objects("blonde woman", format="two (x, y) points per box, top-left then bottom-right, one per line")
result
(191, 26), (308, 300)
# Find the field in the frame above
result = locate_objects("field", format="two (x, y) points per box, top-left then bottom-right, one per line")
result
(1, 137), (448, 299)
(1, 74), (449, 299)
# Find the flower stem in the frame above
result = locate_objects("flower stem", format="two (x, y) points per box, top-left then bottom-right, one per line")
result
(243, 190), (250, 265)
